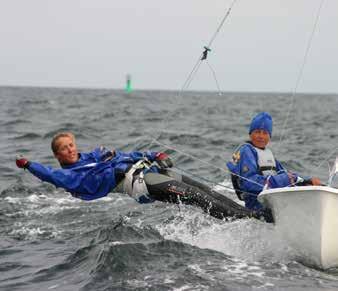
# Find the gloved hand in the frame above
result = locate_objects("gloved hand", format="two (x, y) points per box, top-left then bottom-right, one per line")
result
(16, 155), (30, 169)
(155, 152), (173, 168)
(99, 146), (115, 162)
(310, 177), (322, 186)
(291, 175), (322, 186)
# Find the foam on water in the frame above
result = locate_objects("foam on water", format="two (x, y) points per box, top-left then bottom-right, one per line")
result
(9, 224), (61, 240)
(157, 206), (294, 264)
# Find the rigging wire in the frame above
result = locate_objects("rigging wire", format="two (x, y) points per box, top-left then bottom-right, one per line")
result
(174, 164), (234, 191)
(276, 0), (326, 153)
(179, 0), (238, 95)
(206, 60), (222, 95)
(149, 136), (265, 189)
(312, 147), (338, 178)
(180, 59), (203, 94)
(149, 0), (238, 160)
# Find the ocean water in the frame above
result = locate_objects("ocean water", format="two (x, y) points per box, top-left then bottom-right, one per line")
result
(1, 86), (338, 290)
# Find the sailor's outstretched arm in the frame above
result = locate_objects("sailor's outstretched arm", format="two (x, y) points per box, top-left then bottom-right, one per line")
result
(16, 156), (81, 190)
(17, 156), (55, 184)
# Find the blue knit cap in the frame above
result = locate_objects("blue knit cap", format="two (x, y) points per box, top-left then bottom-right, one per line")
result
(249, 112), (273, 137)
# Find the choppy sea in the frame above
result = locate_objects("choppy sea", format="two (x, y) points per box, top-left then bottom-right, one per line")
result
(1, 86), (338, 290)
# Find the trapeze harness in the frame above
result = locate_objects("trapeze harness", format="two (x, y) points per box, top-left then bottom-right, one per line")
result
(123, 159), (154, 203)
(68, 158), (154, 202)
(232, 144), (277, 200)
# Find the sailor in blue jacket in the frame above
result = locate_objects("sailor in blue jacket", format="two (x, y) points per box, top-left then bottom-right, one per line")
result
(227, 112), (321, 210)
(15, 132), (172, 202)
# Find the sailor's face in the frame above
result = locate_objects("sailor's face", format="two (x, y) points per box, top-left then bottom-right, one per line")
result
(250, 129), (270, 149)
(54, 136), (79, 165)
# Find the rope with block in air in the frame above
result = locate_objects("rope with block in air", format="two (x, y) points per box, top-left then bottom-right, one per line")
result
(179, 0), (238, 96)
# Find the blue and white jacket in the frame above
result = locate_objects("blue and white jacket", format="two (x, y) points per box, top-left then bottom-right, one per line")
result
(226, 142), (299, 210)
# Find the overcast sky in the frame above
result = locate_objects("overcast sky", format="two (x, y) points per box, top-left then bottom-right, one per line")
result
(0, 0), (337, 93)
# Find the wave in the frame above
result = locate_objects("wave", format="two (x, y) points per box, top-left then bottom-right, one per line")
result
(10, 133), (42, 141)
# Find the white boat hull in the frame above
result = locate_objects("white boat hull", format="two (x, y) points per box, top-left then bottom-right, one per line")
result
(258, 186), (338, 269)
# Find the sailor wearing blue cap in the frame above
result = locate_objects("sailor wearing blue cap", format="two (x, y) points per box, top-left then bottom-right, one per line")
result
(227, 112), (321, 210)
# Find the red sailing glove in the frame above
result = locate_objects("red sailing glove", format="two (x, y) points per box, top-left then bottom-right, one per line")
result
(16, 155), (30, 169)
(155, 152), (173, 168)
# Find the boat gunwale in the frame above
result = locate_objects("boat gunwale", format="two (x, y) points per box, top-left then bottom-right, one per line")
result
(258, 186), (338, 200)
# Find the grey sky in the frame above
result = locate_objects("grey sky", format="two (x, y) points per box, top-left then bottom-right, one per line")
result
(1, 0), (337, 93)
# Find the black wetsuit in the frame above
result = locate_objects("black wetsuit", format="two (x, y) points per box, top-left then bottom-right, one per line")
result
(144, 170), (273, 223)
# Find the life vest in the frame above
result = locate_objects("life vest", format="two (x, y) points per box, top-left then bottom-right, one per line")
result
(254, 146), (277, 176)
(230, 143), (277, 201)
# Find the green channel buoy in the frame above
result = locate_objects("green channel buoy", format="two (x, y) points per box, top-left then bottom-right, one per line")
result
(125, 74), (132, 93)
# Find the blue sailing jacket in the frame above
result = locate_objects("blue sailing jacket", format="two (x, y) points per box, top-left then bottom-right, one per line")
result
(27, 147), (158, 200)
(226, 143), (298, 210)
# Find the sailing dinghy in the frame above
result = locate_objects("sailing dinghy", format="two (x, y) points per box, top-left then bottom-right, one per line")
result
(258, 184), (338, 269)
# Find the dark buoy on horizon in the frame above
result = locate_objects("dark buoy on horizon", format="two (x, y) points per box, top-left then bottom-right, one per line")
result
(125, 74), (132, 93)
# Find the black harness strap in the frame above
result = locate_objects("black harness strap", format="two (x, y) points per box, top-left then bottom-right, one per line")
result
(231, 174), (245, 201)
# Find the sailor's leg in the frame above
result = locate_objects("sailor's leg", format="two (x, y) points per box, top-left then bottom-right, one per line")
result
(158, 169), (183, 182)
(174, 173), (274, 222)
(144, 172), (268, 221)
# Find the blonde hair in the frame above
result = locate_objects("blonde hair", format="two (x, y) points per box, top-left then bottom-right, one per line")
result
(51, 132), (75, 154)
